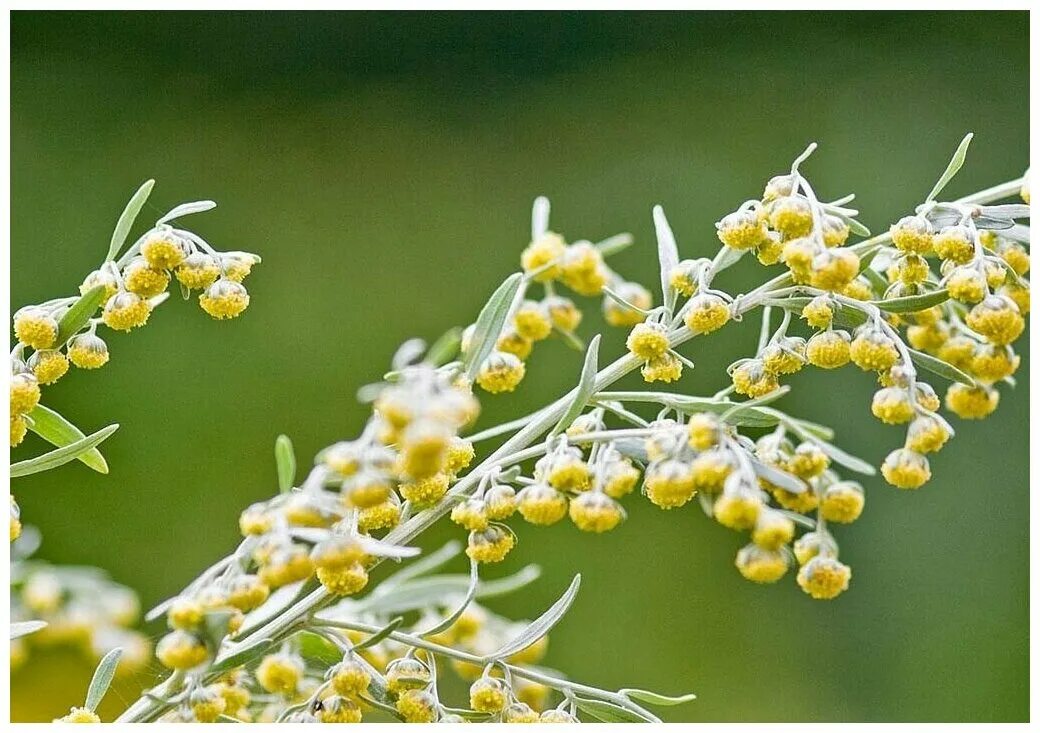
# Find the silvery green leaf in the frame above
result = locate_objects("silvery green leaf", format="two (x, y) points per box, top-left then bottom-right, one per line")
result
(909, 348), (975, 386)
(531, 196), (550, 240)
(861, 268), (888, 295)
(856, 244), (882, 273)
(10, 620), (47, 639)
(238, 580), (306, 631)
(463, 272), (526, 379)
(594, 232), (634, 257)
(873, 289), (950, 313)
(978, 204), (1030, 220)
(807, 437), (875, 476)
(749, 458), (806, 493)
(425, 327), (462, 366)
(553, 326), (586, 352)
(830, 210), (871, 237)
(355, 536), (420, 560)
(11, 525), (42, 560)
(353, 617), (405, 651)
(652, 205), (679, 311)
(379, 540), (462, 589)
(202, 609), (237, 646)
(1001, 224), (1030, 244)
(924, 209), (963, 228)
(712, 245), (746, 275)
(85, 647), (123, 711)
(105, 179), (155, 262)
(490, 575), (580, 660)
(56, 285), (107, 345)
(420, 561), (479, 638)
(209, 637), (277, 676)
(573, 697), (657, 723)
(357, 565), (540, 615)
(155, 200), (216, 226)
(392, 338), (427, 370)
(274, 435), (295, 493)
(10, 424), (119, 478)
(926, 133), (973, 203)
(27, 404), (109, 474)
(620, 688), (697, 706)
(974, 215), (1016, 230)
(438, 707), (494, 721)
(218, 715), (243, 722)
(550, 335), (600, 437)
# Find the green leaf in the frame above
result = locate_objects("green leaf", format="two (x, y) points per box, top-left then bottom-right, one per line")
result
(105, 179), (155, 262)
(85, 647), (123, 711)
(209, 637), (277, 676)
(594, 233), (634, 257)
(909, 348), (975, 386)
(352, 617), (404, 651)
(872, 289), (949, 314)
(419, 561), (479, 638)
(712, 245), (747, 275)
(856, 244), (881, 273)
(359, 565), (540, 615)
(10, 620), (47, 639)
(463, 273), (525, 380)
(573, 697), (656, 723)
(810, 438), (875, 476)
(550, 335), (600, 437)
(10, 424), (119, 478)
(750, 458), (806, 494)
(620, 688), (698, 706)
(425, 326), (462, 366)
(653, 206), (680, 311)
(55, 285), (107, 345)
(274, 435), (295, 493)
(926, 133), (973, 203)
(27, 404), (109, 474)
(490, 575), (580, 660)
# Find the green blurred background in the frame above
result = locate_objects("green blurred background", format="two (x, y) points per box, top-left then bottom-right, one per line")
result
(10, 11), (1028, 722)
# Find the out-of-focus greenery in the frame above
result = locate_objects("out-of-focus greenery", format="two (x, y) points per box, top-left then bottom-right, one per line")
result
(10, 11), (1028, 722)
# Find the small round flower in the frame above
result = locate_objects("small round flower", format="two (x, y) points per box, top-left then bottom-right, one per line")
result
(476, 351), (526, 393)
(761, 336), (806, 375)
(470, 677), (509, 713)
(763, 173), (796, 201)
(768, 196), (813, 238)
(13, 307), (58, 350)
(842, 277), (874, 301)
(945, 382), (1000, 419)
(451, 498), (489, 531)
(156, 630), (209, 670)
(870, 387), (914, 424)
(905, 414), (952, 454)
(102, 291), (151, 331)
(965, 295), (1025, 345)
(175, 252), (221, 290)
(810, 247), (860, 291)
(10, 497), (22, 542)
(735, 544), (788, 583)
(466, 524), (516, 563)
(67, 333), (110, 369)
(690, 449), (734, 492)
(906, 322), (949, 352)
(559, 242), (608, 296)
(220, 252), (258, 282)
(756, 232), (784, 265)
(684, 293), (731, 334)
(226, 575), (270, 612)
(970, 344), (1019, 383)
(751, 509), (795, 550)
(517, 483), (568, 525)
(787, 443), (829, 479)
(881, 448), (931, 489)
(770, 484), (819, 513)
(641, 352), (683, 383)
(822, 214), (850, 246)
(317, 695), (364, 723)
(399, 472), (451, 508)
(984, 260), (1008, 289)
(535, 297), (579, 337)
(1000, 243), (1030, 276)
(537, 448), (592, 492)
(358, 498), (402, 532)
(501, 702), (540, 723)
(514, 300), (552, 341)
(820, 482), (865, 523)
(238, 503), (273, 535)
(200, 278), (250, 319)
(568, 491), (624, 532)
(893, 254), (930, 286)
(805, 330), (851, 369)
(80, 268), (120, 302)
(889, 215), (934, 255)
(521, 232), (566, 281)
(386, 657), (432, 695)
(257, 547), (315, 588)
(933, 225), (975, 264)
(399, 419), (450, 478)
(29, 349), (70, 385)
(793, 530), (833, 565)
(801, 295), (834, 329)
(945, 266), (987, 304)
(257, 652), (304, 695)
(716, 209), (767, 250)
(317, 562), (369, 596)
(484, 484), (518, 520)
(668, 259), (701, 297)
(714, 489), (762, 531)
(626, 321), (669, 361)
(122, 257), (171, 297)
(55, 707), (102, 723)
(190, 686), (227, 723)
(168, 597), (204, 630)
(141, 232), (188, 269)
(330, 657), (371, 697)
(602, 459), (640, 499)
(345, 473), (393, 508)
(603, 281), (653, 327)
(935, 335), (977, 371)
(914, 382), (942, 413)
(731, 359), (779, 398)
(644, 459), (696, 509)
(797, 556), (852, 600)
(849, 329), (899, 372)
(540, 709), (579, 723)
(10, 372), (41, 415)
(687, 413), (720, 451)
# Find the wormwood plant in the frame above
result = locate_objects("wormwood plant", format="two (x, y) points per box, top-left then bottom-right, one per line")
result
(17, 138), (1029, 723)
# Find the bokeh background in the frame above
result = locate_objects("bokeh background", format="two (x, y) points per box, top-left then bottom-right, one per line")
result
(10, 11), (1029, 722)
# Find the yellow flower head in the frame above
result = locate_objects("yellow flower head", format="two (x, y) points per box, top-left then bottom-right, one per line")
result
(122, 257), (170, 297)
(810, 247), (860, 291)
(466, 524), (516, 563)
(842, 277), (875, 301)
(716, 209), (767, 250)
(822, 214), (850, 247)
(820, 481), (865, 523)
(514, 300), (552, 341)
(399, 420), (450, 479)
(220, 252), (259, 282)
(317, 695), (363, 723)
(805, 329), (851, 369)
(502, 702), (540, 723)
(200, 279), (250, 319)
(970, 344), (1019, 383)
(761, 336), (806, 375)
(451, 498), (489, 531)
(484, 484), (518, 520)
(762, 173), (796, 202)
(13, 307), (58, 350)
(476, 351), (526, 394)
(568, 491), (624, 533)
(644, 459), (696, 509)
(190, 686), (227, 723)
(905, 413), (952, 454)
(870, 386), (914, 424)
(603, 281), (653, 327)
(965, 295), (1025, 345)
(517, 483), (568, 525)
(895, 254), (930, 286)
(521, 231), (566, 281)
(536, 448), (591, 492)
(714, 489), (762, 531)
(641, 352), (683, 383)
(731, 359), (780, 398)
(945, 266), (987, 305)
(999, 243), (1030, 276)
(756, 231), (785, 266)
(55, 707), (102, 724)
(687, 412), (720, 451)
(470, 677), (508, 713)
(256, 652), (304, 695)
(496, 329), (533, 360)
(797, 556), (852, 599)
(768, 196), (813, 238)
(226, 574), (270, 612)
(881, 448), (931, 489)
(933, 225), (975, 264)
(786, 442), (829, 479)
(317, 562), (369, 596)
(801, 295), (834, 329)
(889, 215), (934, 255)
(102, 291), (151, 331)
(691, 449), (734, 492)
(358, 498), (402, 533)
(781, 237), (820, 283)
(29, 349), (70, 385)
(668, 259), (701, 297)
(399, 472), (451, 508)
(330, 658), (371, 697)
(10, 372), (41, 415)
(906, 322), (949, 352)
(736, 544), (788, 584)
(559, 242), (608, 296)
(684, 293), (731, 334)
(751, 508), (795, 550)
(946, 382), (1001, 420)
(386, 657), (432, 695)
(849, 328), (899, 372)
(793, 530), (833, 566)
(176, 253), (221, 290)
(626, 321), (669, 361)
(80, 268), (120, 303)
(167, 597), (204, 631)
(141, 232), (188, 270)
(544, 295), (582, 333)
(68, 333), (110, 370)
(540, 710), (579, 723)
(156, 630), (209, 671)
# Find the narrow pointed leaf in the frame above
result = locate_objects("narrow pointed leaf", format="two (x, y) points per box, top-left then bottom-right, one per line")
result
(209, 638), (277, 676)
(156, 200), (216, 226)
(979, 204), (1031, 219)
(425, 327), (462, 366)
(463, 273), (525, 379)
(909, 348), (975, 386)
(550, 335), (601, 436)
(653, 206), (679, 311)
(419, 561), (480, 638)
(105, 179), (155, 262)
(55, 285), (107, 345)
(594, 232), (634, 257)
(873, 289), (950, 314)
(620, 688), (698, 706)
(10, 424), (119, 478)
(10, 620), (47, 639)
(353, 617), (405, 651)
(531, 196), (550, 241)
(85, 648), (123, 711)
(573, 697), (656, 723)
(490, 575), (580, 660)
(27, 404), (109, 473)
(926, 133), (973, 203)
(274, 435), (295, 493)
